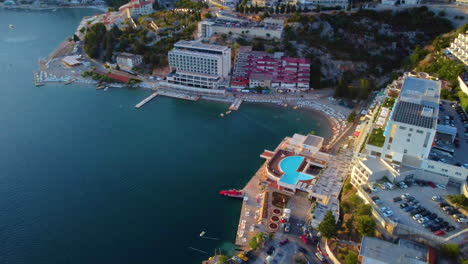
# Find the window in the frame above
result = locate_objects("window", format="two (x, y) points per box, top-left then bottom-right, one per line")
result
(406, 139), (410, 142)
(409, 128), (413, 132)
(385, 154), (393, 159)
(404, 149), (408, 154)
(408, 133), (412, 137)
(399, 126), (406, 130)
(417, 130), (423, 134)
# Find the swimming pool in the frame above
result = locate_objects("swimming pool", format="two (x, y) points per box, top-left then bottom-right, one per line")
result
(279, 156), (314, 185)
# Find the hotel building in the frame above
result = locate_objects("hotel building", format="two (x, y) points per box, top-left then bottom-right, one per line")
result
(116, 52), (143, 71)
(119, 0), (154, 17)
(231, 48), (311, 91)
(198, 19), (283, 40)
(165, 41), (231, 90)
(351, 76), (468, 188)
(261, 134), (332, 195)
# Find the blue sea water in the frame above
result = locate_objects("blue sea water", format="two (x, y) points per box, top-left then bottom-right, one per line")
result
(0, 8), (330, 264)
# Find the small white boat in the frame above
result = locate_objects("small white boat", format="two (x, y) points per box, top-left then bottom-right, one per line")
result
(8, 24), (15, 29)
(220, 113), (224, 117)
(199, 231), (206, 237)
(104, 87), (109, 91)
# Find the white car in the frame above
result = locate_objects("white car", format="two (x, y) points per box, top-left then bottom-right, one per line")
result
(413, 214), (422, 220)
(436, 184), (446, 190)
(380, 207), (390, 212)
(383, 211), (394, 217)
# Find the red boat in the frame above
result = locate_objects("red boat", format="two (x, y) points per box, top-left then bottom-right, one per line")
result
(219, 189), (244, 198)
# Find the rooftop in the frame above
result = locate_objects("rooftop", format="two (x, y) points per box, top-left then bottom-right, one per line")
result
(392, 101), (437, 129)
(174, 40), (230, 52)
(399, 77), (441, 108)
(303, 135), (324, 148)
(360, 156), (391, 173)
(359, 237), (429, 264)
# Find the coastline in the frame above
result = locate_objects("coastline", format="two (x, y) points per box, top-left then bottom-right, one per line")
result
(0, 4), (108, 12)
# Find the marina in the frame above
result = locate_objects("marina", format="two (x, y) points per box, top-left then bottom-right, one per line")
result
(134, 92), (159, 108)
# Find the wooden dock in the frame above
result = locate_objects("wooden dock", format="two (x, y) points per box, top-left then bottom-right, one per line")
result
(229, 98), (243, 111)
(135, 92), (159, 108)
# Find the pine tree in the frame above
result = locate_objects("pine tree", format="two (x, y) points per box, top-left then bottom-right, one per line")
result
(318, 211), (338, 238)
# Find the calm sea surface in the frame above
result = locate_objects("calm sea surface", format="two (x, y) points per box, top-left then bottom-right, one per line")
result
(0, 9), (330, 264)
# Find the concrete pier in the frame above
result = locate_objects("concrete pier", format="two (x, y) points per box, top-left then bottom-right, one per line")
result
(135, 92), (159, 108)
(229, 98), (243, 111)
(234, 162), (268, 249)
(158, 90), (200, 101)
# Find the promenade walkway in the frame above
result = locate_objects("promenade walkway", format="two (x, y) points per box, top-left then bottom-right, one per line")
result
(235, 163), (269, 249)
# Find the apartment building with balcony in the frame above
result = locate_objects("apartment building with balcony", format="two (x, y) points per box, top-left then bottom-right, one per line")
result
(164, 41), (231, 90)
(448, 31), (468, 66)
(230, 48), (311, 91)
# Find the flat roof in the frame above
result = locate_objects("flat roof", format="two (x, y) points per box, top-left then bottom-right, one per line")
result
(304, 135), (323, 147)
(360, 237), (428, 264)
(392, 101), (437, 129)
(361, 156), (390, 173)
(399, 77), (441, 108)
(174, 40), (229, 52)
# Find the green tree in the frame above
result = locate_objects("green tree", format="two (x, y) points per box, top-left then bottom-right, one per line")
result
(344, 252), (358, 264)
(347, 111), (357, 123)
(440, 244), (460, 259)
(356, 215), (376, 237)
(356, 204), (372, 216)
(318, 211), (338, 238)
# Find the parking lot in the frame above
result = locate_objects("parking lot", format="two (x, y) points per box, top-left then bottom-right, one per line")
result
(370, 182), (465, 237)
(432, 100), (468, 166)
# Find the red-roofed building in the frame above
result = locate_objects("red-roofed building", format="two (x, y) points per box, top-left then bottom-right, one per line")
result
(230, 49), (311, 91)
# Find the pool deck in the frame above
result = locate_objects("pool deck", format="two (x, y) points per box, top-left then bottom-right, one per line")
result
(235, 162), (269, 249)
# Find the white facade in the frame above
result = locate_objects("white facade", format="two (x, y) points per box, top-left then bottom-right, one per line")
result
(116, 52), (143, 70)
(448, 31), (468, 66)
(118, 0), (154, 17)
(198, 19), (283, 39)
(297, 0), (348, 8)
(167, 41), (231, 89)
(351, 76), (468, 187)
(458, 75), (468, 96)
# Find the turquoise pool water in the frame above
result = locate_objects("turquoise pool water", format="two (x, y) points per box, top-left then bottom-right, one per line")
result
(279, 156), (314, 185)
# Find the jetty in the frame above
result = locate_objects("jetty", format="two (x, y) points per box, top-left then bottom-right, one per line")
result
(135, 92), (159, 108)
(158, 90), (200, 101)
(234, 163), (268, 249)
(229, 98), (243, 111)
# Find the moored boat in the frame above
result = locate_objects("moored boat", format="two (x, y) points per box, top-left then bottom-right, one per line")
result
(219, 189), (244, 198)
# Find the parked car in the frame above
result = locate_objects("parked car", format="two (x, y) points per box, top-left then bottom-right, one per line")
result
(432, 195), (441, 201)
(404, 196), (415, 202)
(279, 239), (290, 246)
(436, 184), (446, 190)
(434, 230), (446, 236)
(266, 246), (275, 255)
(428, 213), (438, 220)
(428, 181), (436, 188)
(440, 221), (449, 228)
(393, 197), (402, 202)
(422, 222), (432, 228)
(400, 203), (409, 209)
(412, 214), (423, 220)
(445, 226), (456, 232)
(380, 207), (390, 212)
(429, 225), (440, 232)
(371, 196), (380, 201)
(418, 217), (430, 224)
(439, 202), (449, 208)
(443, 206), (454, 212)
(404, 206), (415, 212)
(383, 211), (394, 217)
(457, 218), (468, 223)
(434, 217), (443, 224)
(284, 223), (291, 233)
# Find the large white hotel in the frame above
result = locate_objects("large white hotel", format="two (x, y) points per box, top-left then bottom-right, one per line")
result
(165, 41), (231, 90)
(351, 76), (468, 189)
